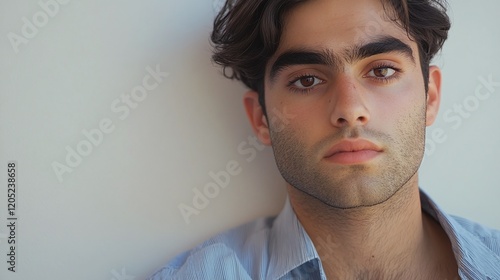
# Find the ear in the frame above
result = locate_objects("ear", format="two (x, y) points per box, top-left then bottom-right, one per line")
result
(243, 91), (272, 146)
(425, 66), (442, 126)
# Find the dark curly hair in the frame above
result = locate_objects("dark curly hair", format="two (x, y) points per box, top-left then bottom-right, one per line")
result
(211, 0), (451, 116)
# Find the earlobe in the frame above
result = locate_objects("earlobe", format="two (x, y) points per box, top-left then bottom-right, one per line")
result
(425, 66), (442, 126)
(243, 91), (272, 145)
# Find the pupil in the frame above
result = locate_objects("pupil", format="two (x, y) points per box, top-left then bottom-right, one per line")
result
(301, 77), (315, 87)
(375, 68), (388, 77)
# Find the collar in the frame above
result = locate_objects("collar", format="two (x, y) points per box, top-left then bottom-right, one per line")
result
(267, 197), (325, 280)
(266, 189), (500, 280)
(420, 190), (500, 279)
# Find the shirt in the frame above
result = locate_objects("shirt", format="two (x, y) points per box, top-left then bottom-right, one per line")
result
(149, 190), (500, 279)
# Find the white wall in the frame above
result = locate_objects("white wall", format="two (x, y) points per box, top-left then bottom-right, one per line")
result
(0, 1), (498, 279)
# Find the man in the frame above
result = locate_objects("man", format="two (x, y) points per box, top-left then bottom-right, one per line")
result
(150, 0), (500, 279)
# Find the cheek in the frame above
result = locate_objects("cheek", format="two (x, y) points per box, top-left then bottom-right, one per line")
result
(265, 99), (327, 151)
(367, 78), (426, 128)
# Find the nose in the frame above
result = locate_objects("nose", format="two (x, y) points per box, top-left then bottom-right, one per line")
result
(329, 74), (370, 128)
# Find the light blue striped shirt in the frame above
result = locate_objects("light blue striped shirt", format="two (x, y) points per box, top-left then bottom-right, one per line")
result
(149, 190), (500, 279)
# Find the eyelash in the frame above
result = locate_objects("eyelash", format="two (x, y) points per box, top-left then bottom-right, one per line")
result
(286, 63), (402, 94)
(287, 73), (324, 94)
(366, 63), (402, 83)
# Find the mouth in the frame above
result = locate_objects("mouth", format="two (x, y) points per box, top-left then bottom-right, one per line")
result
(324, 139), (383, 165)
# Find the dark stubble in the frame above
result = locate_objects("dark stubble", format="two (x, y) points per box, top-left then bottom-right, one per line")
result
(268, 105), (427, 209)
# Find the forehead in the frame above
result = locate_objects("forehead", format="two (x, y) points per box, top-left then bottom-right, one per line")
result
(272, 0), (415, 61)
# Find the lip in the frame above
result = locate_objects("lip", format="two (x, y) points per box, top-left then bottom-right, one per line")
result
(324, 139), (382, 165)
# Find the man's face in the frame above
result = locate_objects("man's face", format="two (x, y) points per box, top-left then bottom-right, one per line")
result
(261, 0), (439, 208)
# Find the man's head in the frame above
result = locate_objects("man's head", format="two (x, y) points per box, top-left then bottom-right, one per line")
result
(211, 0), (450, 208)
(212, 0), (450, 115)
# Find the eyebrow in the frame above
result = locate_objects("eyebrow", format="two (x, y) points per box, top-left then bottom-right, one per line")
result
(269, 36), (414, 82)
(269, 49), (340, 82)
(350, 36), (415, 64)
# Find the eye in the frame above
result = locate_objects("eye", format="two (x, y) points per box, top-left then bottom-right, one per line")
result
(367, 67), (397, 79)
(290, 75), (324, 89)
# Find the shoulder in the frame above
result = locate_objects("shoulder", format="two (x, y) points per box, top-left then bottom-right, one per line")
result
(420, 189), (500, 257)
(446, 215), (500, 277)
(450, 215), (500, 253)
(420, 190), (500, 277)
(147, 216), (276, 280)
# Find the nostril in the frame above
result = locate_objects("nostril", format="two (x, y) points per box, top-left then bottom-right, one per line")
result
(335, 115), (368, 127)
(337, 118), (348, 125)
(357, 116), (367, 123)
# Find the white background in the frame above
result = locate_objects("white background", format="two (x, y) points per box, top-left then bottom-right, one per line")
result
(0, 0), (499, 279)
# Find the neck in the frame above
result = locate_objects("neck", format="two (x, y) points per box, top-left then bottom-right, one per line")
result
(288, 174), (458, 279)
